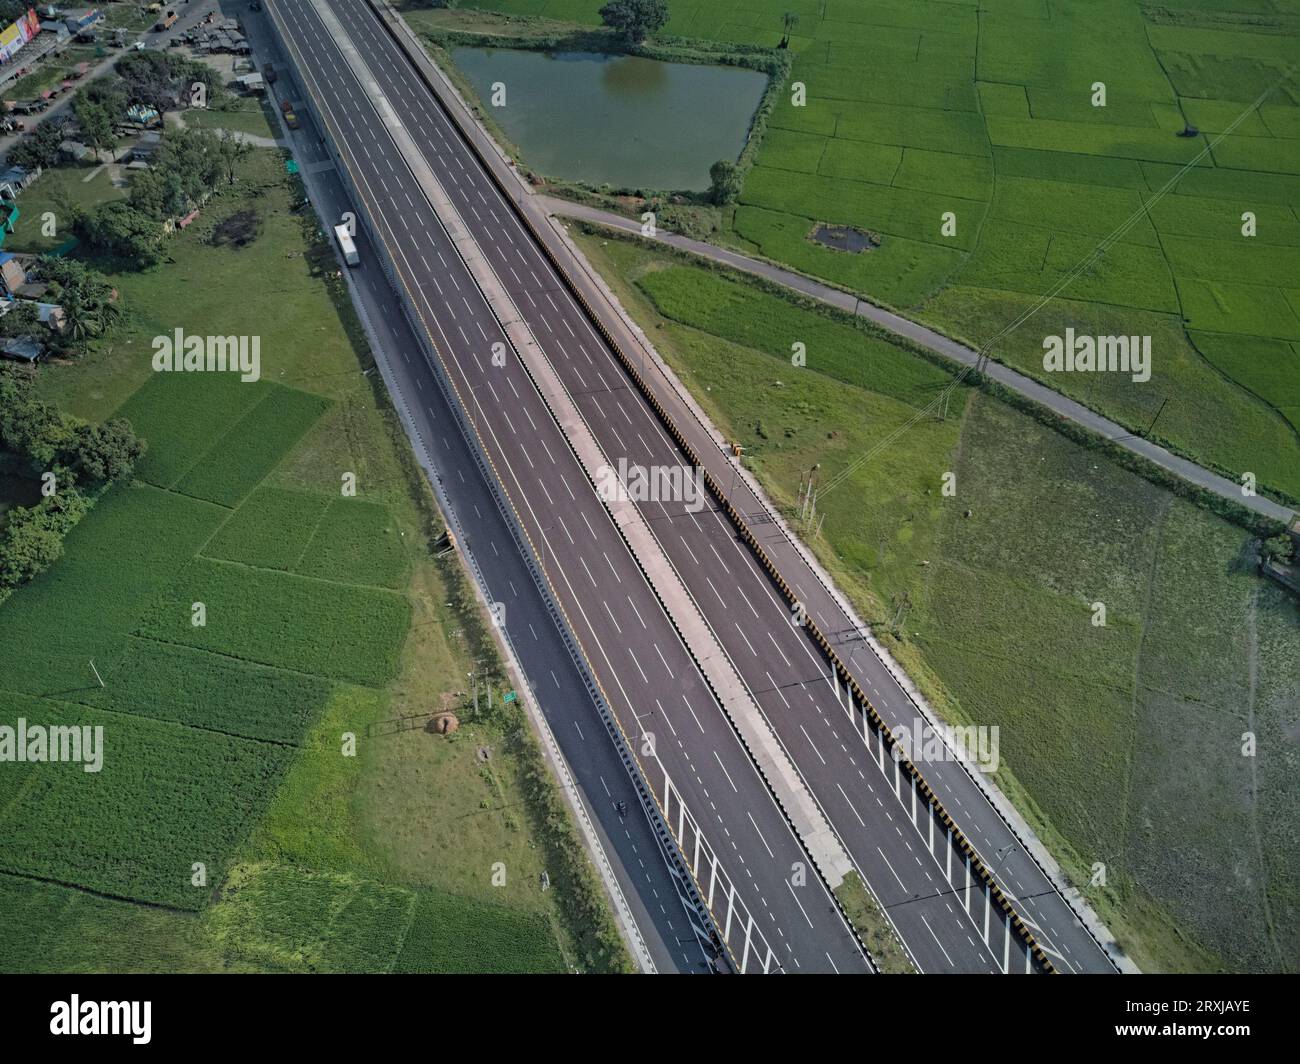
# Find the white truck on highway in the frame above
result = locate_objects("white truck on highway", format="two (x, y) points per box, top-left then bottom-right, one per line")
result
(333, 223), (359, 267)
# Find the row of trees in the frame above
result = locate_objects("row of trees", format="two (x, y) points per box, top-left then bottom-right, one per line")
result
(0, 365), (142, 481)
(7, 119), (66, 172)
(9, 47), (225, 172)
(598, 1), (801, 48)
(77, 127), (250, 267)
(0, 365), (145, 598)
(599, 0), (669, 45)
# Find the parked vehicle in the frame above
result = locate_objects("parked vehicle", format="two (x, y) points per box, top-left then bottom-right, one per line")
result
(263, 63), (277, 84)
(279, 99), (293, 114)
(333, 223), (359, 267)
(155, 10), (177, 32)
(284, 111), (299, 129)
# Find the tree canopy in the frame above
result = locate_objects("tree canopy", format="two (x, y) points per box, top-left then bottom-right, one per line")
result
(598, 0), (669, 45)
(40, 256), (123, 343)
(0, 365), (144, 485)
(81, 200), (163, 268)
(7, 121), (64, 172)
(0, 366), (144, 598)
(708, 159), (743, 205)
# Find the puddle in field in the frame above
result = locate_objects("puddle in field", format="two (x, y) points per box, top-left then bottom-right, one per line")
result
(808, 222), (881, 253)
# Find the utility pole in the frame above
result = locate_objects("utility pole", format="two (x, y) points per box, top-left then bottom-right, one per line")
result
(1144, 396), (1169, 438)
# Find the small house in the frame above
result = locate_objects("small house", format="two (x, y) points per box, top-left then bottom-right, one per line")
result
(37, 303), (66, 332)
(58, 138), (93, 163)
(0, 165), (41, 191)
(130, 130), (162, 162)
(124, 103), (160, 128)
(63, 9), (102, 34)
(0, 253), (27, 295)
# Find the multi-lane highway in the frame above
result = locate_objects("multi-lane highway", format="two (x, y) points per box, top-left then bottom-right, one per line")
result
(235, 8), (714, 976)
(264, 0), (871, 974)
(261, 0), (1118, 972)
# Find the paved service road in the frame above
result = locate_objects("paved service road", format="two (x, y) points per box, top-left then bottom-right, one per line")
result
(266, 0), (871, 974)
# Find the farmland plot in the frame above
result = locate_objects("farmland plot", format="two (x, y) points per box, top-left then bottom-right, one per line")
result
(204, 486), (333, 572)
(0, 702), (292, 910)
(137, 558), (410, 687)
(175, 387), (331, 508)
(1, 137), (591, 973)
(295, 499), (410, 591)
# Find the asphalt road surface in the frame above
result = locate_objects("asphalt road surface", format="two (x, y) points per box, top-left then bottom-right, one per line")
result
(263, 0), (871, 974)
(267, 0), (1117, 973)
(236, 6), (713, 977)
(321, 0), (1071, 974)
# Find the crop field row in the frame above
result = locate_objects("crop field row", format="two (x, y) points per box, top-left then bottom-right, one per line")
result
(202, 486), (409, 590)
(0, 699), (293, 910)
(117, 374), (270, 489)
(730, 205), (969, 307)
(636, 265), (953, 406)
(85, 638), (334, 746)
(0, 863), (566, 974)
(432, 0), (1300, 497)
(205, 863), (416, 972)
(173, 387), (331, 508)
(115, 373), (331, 509)
(0, 483), (228, 699)
(737, 166), (983, 281)
(393, 889), (565, 973)
(0, 364), (409, 912)
(137, 557), (409, 688)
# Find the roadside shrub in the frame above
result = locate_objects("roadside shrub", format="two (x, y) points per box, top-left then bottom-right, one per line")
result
(0, 488), (89, 597)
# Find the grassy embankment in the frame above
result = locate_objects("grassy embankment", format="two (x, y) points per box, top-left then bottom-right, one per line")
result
(0, 147), (629, 974)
